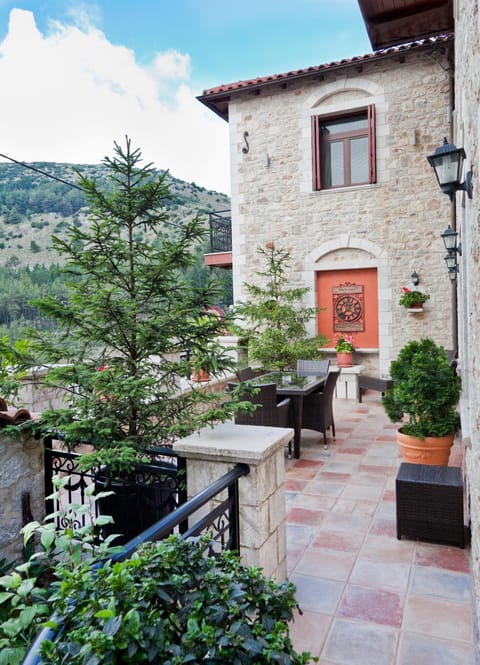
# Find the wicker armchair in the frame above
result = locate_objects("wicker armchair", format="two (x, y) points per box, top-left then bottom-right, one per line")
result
(302, 369), (340, 449)
(236, 366), (255, 382)
(297, 359), (330, 378)
(233, 382), (292, 429)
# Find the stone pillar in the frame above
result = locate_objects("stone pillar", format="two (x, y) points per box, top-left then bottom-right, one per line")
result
(0, 433), (45, 562)
(174, 422), (293, 581)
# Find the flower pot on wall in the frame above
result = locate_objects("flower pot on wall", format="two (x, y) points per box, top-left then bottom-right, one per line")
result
(191, 368), (210, 382)
(336, 352), (353, 368)
(396, 428), (454, 466)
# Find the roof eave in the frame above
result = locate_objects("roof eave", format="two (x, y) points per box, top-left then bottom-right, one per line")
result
(197, 36), (453, 122)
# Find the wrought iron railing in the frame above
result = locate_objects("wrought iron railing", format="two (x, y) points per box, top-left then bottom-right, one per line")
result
(208, 209), (231, 252)
(23, 462), (250, 664)
(44, 439), (187, 540)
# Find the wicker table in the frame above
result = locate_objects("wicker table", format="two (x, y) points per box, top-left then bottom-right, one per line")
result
(396, 463), (465, 548)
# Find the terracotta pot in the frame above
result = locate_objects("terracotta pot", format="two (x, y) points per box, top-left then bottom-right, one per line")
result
(192, 368), (210, 382)
(396, 428), (454, 466)
(336, 352), (353, 367)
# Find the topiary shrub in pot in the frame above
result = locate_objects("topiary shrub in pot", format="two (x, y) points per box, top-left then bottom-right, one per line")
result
(382, 338), (461, 465)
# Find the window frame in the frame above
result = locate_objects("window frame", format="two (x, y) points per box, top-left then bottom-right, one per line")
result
(311, 105), (376, 191)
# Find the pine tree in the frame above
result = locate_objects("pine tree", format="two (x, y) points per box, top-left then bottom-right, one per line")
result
(236, 243), (327, 370)
(30, 137), (240, 473)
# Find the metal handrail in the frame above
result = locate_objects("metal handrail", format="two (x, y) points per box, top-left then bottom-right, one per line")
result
(22, 463), (249, 664)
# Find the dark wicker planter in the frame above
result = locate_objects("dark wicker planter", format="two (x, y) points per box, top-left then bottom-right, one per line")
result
(95, 461), (178, 545)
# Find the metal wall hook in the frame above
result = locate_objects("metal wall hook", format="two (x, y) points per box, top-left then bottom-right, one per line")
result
(242, 131), (249, 154)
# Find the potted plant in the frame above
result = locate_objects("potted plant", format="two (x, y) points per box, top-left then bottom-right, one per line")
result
(399, 287), (430, 310)
(383, 338), (461, 465)
(334, 333), (355, 367)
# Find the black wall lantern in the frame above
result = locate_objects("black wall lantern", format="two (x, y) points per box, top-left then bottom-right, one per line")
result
(427, 138), (473, 201)
(441, 225), (462, 281)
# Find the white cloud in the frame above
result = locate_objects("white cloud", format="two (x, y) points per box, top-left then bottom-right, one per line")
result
(153, 50), (191, 80)
(0, 9), (230, 194)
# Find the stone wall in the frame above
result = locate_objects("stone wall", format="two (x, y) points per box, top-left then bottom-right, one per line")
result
(453, 0), (480, 643)
(227, 43), (454, 376)
(0, 432), (45, 563)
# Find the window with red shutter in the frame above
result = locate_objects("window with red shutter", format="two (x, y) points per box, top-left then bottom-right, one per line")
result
(312, 104), (376, 191)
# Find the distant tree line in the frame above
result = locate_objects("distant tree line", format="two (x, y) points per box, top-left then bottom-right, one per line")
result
(0, 254), (233, 343)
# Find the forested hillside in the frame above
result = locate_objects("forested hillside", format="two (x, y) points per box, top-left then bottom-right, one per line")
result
(0, 161), (231, 339)
(0, 161), (229, 266)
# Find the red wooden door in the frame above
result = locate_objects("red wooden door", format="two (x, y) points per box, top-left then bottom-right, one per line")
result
(316, 268), (378, 349)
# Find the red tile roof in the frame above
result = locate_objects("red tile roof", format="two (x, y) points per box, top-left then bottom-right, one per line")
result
(197, 34), (453, 121)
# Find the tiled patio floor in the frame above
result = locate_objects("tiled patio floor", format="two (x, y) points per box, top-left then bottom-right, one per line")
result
(286, 394), (477, 665)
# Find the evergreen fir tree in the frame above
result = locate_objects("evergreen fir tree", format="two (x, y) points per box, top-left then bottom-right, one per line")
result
(235, 242), (327, 370)
(29, 137), (241, 473)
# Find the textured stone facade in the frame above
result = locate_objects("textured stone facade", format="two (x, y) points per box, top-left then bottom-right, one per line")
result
(0, 433), (44, 562)
(453, 0), (480, 643)
(227, 42), (453, 375)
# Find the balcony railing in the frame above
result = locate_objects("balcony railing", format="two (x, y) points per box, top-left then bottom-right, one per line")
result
(22, 462), (250, 664)
(208, 209), (231, 253)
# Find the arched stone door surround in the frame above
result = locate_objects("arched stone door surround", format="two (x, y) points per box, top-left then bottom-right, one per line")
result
(303, 234), (392, 376)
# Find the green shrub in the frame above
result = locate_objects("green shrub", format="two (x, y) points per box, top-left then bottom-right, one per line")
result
(0, 477), (315, 665)
(383, 338), (461, 437)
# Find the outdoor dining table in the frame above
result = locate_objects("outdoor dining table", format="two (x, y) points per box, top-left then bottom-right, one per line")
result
(251, 371), (325, 459)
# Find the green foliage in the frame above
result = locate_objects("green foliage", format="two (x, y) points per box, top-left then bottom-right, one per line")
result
(383, 338), (461, 437)
(398, 288), (430, 308)
(0, 476), (122, 665)
(235, 243), (327, 370)
(28, 138), (241, 473)
(0, 335), (32, 402)
(0, 481), (314, 664)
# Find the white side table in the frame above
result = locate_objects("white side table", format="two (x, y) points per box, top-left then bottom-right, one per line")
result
(332, 364), (365, 399)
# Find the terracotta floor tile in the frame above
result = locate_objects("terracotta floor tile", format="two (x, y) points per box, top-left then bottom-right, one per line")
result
(287, 507), (326, 526)
(338, 584), (404, 627)
(404, 595), (473, 642)
(410, 565), (472, 602)
(290, 573), (345, 614)
(296, 547), (356, 581)
(414, 542), (471, 573)
(285, 478), (308, 492)
(288, 609), (332, 658)
(397, 632), (476, 665)
(342, 482), (385, 501)
(311, 529), (365, 553)
(293, 493), (336, 511)
(292, 459), (325, 469)
(369, 517), (397, 538)
(361, 533), (416, 564)
(286, 398), (475, 664)
(321, 511), (371, 534)
(304, 479), (345, 497)
(351, 557), (411, 593)
(323, 618), (398, 665)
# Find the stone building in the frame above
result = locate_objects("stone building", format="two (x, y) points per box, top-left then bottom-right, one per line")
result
(200, 0), (480, 646)
(199, 36), (454, 377)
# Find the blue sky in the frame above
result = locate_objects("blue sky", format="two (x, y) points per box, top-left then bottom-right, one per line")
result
(0, 1), (371, 193)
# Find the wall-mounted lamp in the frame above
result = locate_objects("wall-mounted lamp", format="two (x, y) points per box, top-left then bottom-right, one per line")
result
(427, 137), (473, 201)
(411, 271), (419, 286)
(441, 224), (462, 281)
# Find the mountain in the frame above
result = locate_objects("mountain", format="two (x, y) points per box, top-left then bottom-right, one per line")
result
(0, 161), (230, 267)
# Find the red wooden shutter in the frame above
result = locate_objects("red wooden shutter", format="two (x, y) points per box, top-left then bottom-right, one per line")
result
(368, 104), (376, 184)
(311, 116), (321, 190)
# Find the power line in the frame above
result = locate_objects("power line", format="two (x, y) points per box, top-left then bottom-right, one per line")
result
(0, 152), (83, 190)
(0, 151), (185, 229)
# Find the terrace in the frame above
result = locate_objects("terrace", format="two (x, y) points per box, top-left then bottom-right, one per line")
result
(286, 394), (474, 664)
